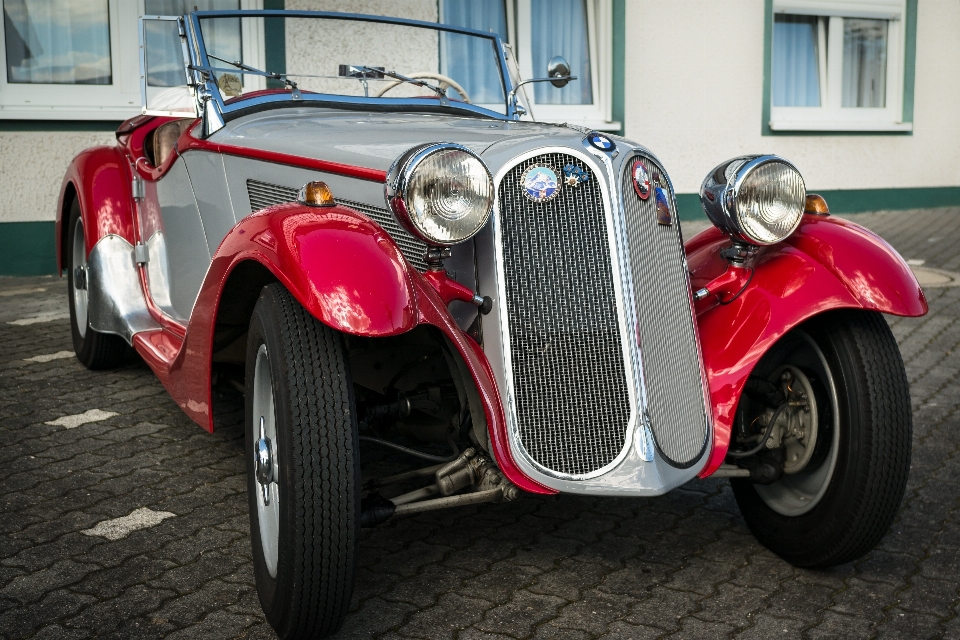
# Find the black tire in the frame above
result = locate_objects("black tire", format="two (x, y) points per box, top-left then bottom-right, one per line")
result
(66, 199), (127, 369)
(245, 283), (359, 639)
(732, 310), (912, 568)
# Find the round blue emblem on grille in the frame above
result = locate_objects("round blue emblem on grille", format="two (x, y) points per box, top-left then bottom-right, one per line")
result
(586, 132), (616, 152)
(521, 165), (560, 203)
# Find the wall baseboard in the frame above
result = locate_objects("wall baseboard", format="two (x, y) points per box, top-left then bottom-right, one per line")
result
(0, 221), (56, 276)
(675, 187), (960, 221)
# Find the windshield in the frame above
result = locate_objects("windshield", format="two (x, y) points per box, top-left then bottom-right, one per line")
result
(192, 12), (509, 116)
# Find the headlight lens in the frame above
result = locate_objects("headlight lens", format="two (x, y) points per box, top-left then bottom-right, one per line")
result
(700, 155), (806, 245)
(735, 161), (806, 244)
(386, 144), (494, 246)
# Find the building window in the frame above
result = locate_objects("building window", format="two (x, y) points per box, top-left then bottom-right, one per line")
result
(441, 0), (617, 130)
(0, 0), (254, 120)
(769, 0), (911, 132)
(4, 0), (113, 85)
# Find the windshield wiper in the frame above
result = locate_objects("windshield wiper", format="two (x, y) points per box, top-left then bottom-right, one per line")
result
(203, 54), (301, 99)
(357, 66), (448, 105)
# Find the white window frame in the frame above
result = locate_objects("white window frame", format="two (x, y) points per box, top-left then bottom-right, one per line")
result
(0, 0), (261, 120)
(770, 0), (911, 132)
(512, 0), (617, 131)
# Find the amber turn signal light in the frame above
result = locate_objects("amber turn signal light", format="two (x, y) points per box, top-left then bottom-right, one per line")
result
(804, 193), (829, 216)
(298, 181), (335, 207)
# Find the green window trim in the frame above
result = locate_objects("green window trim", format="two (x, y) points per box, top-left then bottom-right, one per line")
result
(761, 0), (917, 137)
(611, 0), (626, 136)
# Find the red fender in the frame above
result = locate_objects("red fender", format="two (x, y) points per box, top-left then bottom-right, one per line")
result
(690, 214), (927, 477)
(56, 146), (136, 271)
(138, 203), (554, 495)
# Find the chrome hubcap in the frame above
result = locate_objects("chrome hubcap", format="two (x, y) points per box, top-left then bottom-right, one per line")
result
(71, 216), (88, 338)
(755, 331), (840, 516)
(252, 344), (279, 578)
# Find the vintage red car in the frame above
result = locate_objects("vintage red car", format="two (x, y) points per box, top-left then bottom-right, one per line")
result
(56, 9), (926, 639)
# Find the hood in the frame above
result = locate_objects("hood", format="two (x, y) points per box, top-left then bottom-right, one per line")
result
(208, 107), (596, 174)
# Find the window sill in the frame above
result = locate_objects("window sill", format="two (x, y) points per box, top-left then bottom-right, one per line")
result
(769, 119), (913, 133)
(0, 106), (141, 121)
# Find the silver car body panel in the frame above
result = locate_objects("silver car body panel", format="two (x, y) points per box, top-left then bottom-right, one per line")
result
(87, 234), (160, 343)
(149, 159), (211, 322)
(208, 109), (561, 173)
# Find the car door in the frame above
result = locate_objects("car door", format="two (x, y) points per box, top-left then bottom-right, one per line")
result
(138, 15), (210, 324)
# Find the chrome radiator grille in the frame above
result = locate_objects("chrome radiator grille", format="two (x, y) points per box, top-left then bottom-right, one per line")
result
(245, 179), (427, 271)
(499, 153), (631, 477)
(621, 157), (708, 467)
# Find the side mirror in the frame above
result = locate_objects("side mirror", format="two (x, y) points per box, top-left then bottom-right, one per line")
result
(547, 56), (571, 88)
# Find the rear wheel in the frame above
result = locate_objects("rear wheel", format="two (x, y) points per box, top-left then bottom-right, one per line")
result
(245, 283), (359, 639)
(67, 199), (126, 369)
(731, 310), (912, 568)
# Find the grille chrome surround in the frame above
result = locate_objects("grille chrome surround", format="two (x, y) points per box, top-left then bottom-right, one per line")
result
(493, 149), (639, 480)
(491, 146), (711, 483)
(619, 156), (710, 467)
(245, 179), (428, 271)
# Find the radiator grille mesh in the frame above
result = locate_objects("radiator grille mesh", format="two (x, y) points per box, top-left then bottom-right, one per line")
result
(621, 157), (708, 466)
(499, 153), (631, 477)
(245, 179), (427, 271)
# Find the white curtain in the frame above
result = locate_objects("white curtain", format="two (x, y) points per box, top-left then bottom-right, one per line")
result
(144, 1), (240, 87)
(531, 0), (592, 105)
(772, 15), (820, 107)
(842, 18), (887, 108)
(3, 0), (111, 84)
(440, 0), (507, 104)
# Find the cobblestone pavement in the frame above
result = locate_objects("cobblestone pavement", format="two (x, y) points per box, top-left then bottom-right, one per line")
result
(2, 208), (960, 640)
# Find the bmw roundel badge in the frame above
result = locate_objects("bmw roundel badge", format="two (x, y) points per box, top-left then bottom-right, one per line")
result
(631, 159), (651, 200)
(521, 164), (560, 203)
(586, 132), (616, 153)
(654, 186), (672, 226)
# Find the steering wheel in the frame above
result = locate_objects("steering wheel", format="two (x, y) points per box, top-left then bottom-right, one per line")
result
(375, 72), (471, 104)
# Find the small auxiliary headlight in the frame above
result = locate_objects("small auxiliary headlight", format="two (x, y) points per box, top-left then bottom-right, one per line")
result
(699, 155), (806, 245)
(385, 143), (494, 246)
(298, 181), (336, 207)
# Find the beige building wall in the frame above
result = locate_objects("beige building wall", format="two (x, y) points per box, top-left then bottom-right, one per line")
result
(622, 0), (960, 195)
(0, 131), (116, 224)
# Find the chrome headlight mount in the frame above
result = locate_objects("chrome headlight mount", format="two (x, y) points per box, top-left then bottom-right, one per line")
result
(700, 155), (806, 246)
(385, 142), (494, 247)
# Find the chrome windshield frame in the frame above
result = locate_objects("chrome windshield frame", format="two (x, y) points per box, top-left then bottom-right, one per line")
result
(184, 9), (518, 124)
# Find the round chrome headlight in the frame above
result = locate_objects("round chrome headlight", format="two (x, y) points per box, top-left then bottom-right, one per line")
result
(699, 155), (806, 245)
(385, 143), (494, 246)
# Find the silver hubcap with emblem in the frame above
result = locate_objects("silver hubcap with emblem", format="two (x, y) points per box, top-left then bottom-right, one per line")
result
(71, 216), (88, 338)
(252, 344), (280, 578)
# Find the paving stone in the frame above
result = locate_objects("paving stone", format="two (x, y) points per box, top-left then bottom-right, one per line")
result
(474, 590), (566, 637)
(398, 592), (491, 639)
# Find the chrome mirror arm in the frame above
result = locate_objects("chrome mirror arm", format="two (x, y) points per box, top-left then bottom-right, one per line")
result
(507, 75), (577, 119)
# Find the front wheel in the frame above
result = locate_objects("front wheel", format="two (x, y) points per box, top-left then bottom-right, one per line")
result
(731, 310), (912, 568)
(245, 283), (359, 639)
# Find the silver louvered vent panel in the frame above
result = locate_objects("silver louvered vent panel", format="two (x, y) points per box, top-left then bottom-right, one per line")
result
(499, 153), (631, 477)
(247, 179), (297, 214)
(245, 179), (428, 271)
(621, 157), (708, 467)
